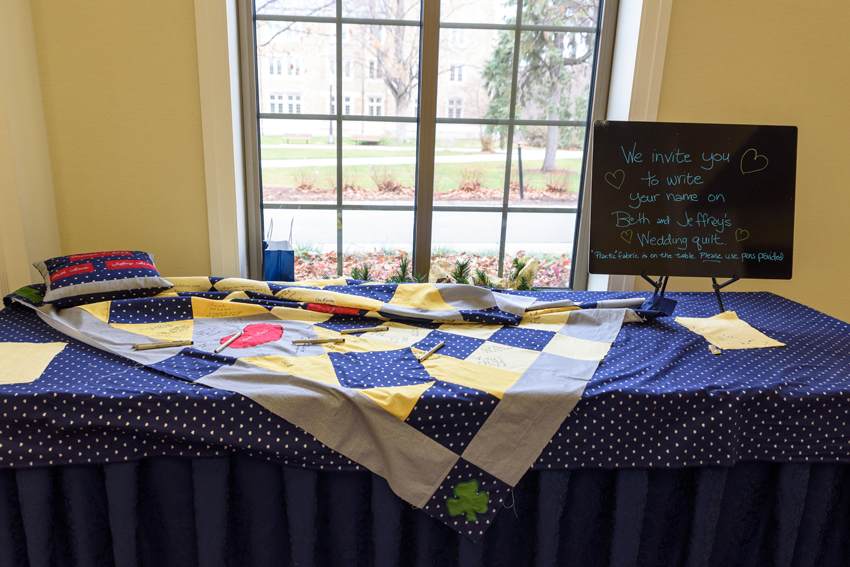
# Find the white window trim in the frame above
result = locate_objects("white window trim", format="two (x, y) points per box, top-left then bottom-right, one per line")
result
(195, 0), (672, 284)
(194, 0), (248, 278)
(581, 0), (673, 292)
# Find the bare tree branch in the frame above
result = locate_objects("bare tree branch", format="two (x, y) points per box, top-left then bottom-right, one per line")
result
(258, 0), (336, 47)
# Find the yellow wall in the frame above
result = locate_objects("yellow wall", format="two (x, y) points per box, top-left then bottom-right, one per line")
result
(638, 1), (850, 322)
(25, 1), (850, 319)
(29, 0), (210, 277)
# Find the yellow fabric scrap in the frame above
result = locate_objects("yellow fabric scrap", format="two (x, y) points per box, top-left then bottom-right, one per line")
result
(77, 301), (111, 323)
(675, 311), (785, 349)
(0, 342), (66, 385)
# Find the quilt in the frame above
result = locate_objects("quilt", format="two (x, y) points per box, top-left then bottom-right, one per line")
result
(8, 277), (647, 539)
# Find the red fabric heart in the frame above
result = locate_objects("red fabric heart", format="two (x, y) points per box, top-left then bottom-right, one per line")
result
(221, 323), (283, 348)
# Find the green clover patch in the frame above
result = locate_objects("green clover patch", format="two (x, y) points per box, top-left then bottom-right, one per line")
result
(446, 479), (489, 522)
(12, 286), (44, 305)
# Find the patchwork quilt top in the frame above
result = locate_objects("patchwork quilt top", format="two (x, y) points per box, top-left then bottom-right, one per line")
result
(6, 277), (645, 539)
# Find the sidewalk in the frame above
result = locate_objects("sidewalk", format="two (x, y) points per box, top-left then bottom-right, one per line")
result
(260, 148), (583, 168)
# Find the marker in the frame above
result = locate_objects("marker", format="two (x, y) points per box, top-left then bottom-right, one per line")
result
(339, 326), (389, 334)
(214, 331), (243, 354)
(292, 338), (346, 345)
(132, 340), (193, 351)
(417, 341), (445, 363)
(708, 344), (722, 355)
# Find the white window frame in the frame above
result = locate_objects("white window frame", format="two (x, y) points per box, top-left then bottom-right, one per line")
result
(447, 97), (462, 119)
(367, 96), (382, 117)
(449, 64), (462, 82)
(192, 0), (672, 282)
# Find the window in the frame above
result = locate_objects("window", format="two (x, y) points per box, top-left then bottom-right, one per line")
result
(250, 1), (604, 287)
(288, 59), (300, 76)
(367, 97), (382, 117)
(270, 94), (284, 113)
(287, 94), (301, 114)
(447, 98), (462, 119)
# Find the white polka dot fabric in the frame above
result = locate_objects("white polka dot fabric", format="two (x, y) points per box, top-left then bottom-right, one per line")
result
(536, 291), (850, 469)
(2, 288), (849, 541)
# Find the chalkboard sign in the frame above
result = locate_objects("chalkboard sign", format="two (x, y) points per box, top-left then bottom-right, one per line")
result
(589, 121), (797, 279)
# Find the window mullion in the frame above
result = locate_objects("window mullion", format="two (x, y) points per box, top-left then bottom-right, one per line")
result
(336, 3), (344, 276)
(412, 0), (440, 280)
(496, 0), (525, 279)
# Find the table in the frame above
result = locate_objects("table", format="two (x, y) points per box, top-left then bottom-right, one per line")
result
(1, 291), (849, 566)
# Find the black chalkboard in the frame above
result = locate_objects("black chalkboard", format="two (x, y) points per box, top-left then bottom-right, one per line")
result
(589, 121), (797, 279)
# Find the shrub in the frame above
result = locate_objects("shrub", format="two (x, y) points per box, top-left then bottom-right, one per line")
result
(459, 165), (484, 191)
(292, 168), (318, 190)
(370, 166), (404, 192)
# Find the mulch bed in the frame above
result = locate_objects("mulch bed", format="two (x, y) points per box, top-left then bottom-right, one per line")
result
(272, 184), (576, 287)
(263, 184), (578, 203)
(295, 250), (572, 288)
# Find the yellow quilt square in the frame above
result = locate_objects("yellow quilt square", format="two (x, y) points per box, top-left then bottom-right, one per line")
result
(542, 333), (612, 361)
(111, 320), (194, 342)
(356, 381), (435, 421)
(214, 278), (273, 295)
(388, 284), (455, 312)
(465, 341), (541, 374)
(437, 323), (499, 340)
(0, 342), (66, 385)
(191, 297), (271, 319)
(519, 311), (571, 332)
(420, 355), (521, 399)
(166, 277), (213, 293)
(242, 353), (341, 387)
(361, 322), (434, 348)
(314, 326), (407, 353)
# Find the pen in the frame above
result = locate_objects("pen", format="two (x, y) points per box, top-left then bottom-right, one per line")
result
(214, 331), (243, 354)
(292, 338), (346, 345)
(132, 340), (193, 351)
(339, 326), (389, 334)
(417, 341), (445, 363)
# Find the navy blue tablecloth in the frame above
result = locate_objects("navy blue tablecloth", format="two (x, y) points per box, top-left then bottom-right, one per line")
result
(1, 454), (848, 567)
(2, 291), (850, 565)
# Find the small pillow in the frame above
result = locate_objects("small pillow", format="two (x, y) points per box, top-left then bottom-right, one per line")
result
(33, 251), (173, 308)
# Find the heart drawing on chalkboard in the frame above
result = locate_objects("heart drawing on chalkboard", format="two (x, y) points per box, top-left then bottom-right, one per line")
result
(735, 228), (750, 242)
(605, 169), (625, 190)
(740, 149), (768, 175)
(620, 229), (633, 244)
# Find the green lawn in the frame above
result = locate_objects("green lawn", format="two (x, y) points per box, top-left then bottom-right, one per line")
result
(261, 158), (582, 193)
(261, 135), (419, 148)
(260, 147), (466, 160)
